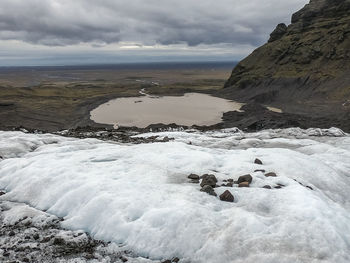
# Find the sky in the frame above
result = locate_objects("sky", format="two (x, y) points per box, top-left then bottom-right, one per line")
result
(0, 0), (309, 66)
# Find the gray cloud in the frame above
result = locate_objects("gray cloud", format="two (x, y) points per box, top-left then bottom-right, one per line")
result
(0, 0), (308, 47)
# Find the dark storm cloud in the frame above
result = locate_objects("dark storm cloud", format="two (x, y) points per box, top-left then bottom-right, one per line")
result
(0, 0), (308, 47)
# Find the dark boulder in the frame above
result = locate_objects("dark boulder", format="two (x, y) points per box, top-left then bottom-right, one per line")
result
(265, 172), (277, 177)
(237, 174), (253, 184)
(254, 158), (263, 165)
(188, 174), (200, 183)
(263, 185), (272, 189)
(200, 174), (218, 188)
(219, 190), (234, 202)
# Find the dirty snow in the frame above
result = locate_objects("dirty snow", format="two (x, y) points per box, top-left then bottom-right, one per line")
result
(1, 128), (350, 263)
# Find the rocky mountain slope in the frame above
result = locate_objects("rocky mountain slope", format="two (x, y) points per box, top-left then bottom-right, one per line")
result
(223, 0), (350, 115)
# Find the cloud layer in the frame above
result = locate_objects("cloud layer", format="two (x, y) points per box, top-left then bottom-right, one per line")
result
(0, 0), (308, 47)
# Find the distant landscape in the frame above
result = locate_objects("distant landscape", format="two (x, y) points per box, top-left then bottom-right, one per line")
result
(1, 1), (350, 263)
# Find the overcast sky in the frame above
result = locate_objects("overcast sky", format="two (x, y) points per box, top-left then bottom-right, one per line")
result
(0, 0), (308, 66)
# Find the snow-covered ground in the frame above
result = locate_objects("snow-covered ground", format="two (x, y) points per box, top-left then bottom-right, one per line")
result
(1, 128), (350, 263)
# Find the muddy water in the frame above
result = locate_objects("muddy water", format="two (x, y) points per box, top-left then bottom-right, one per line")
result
(90, 93), (244, 128)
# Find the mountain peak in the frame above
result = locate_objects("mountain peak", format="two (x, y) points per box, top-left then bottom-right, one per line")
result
(223, 0), (350, 115)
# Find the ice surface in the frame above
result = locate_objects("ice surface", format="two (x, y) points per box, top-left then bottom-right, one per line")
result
(1, 129), (350, 263)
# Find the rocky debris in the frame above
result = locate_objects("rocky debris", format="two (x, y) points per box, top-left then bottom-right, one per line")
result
(200, 174), (218, 188)
(0, 200), (158, 263)
(268, 23), (288, 42)
(55, 126), (175, 145)
(219, 190), (235, 202)
(263, 185), (272, 189)
(265, 172), (277, 177)
(238, 182), (250, 188)
(200, 185), (217, 196)
(237, 174), (253, 184)
(254, 158), (263, 165)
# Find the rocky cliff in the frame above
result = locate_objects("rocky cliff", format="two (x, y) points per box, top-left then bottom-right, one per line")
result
(223, 0), (350, 115)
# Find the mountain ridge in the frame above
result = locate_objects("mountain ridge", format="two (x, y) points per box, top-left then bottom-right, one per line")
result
(223, 0), (350, 115)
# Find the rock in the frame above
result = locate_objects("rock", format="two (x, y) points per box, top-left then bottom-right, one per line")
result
(9, 230), (15, 236)
(237, 174), (253, 184)
(200, 174), (218, 188)
(200, 185), (217, 196)
(254, 169), (265, 173)
(219, 190), (234, 202)
(239, 182), (250, 188)
(265, 172), (277, 177)
(268, 23), (287, 42)
(172, 257), (180, 262)
(188, 174), (200, 180)
(263, 185), (272, 189)
(120, 256), (128, 262)
(227, 179), (234, 183)
(0, 191), (5, 196)
(254, 158), (263, 165)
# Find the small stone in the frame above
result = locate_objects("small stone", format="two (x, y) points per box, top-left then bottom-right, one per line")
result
(239, 182), (250, 188)
(237, 174), (253, 184)
(120, 256), (128, 262)
(265, 172), (277, 177)
(254, 169), (266, 173)
(254, 158), (263, 165)
(200, 174), (218, 188)
(188, 174), (199, 180)
(219, 190), (234, 202)
(274, 186), (283, 189)
(306, 186), (313, 190)
(200, 185), (217, 196)
(227, 179), (234, 183)
(33, 233), (40, 240)
(9, 230), (15, 236)
(263, 185), (272, 189)
(162, 260), (171, 263)
(0, 191), (5, 196)
(172, 257), (180, 263)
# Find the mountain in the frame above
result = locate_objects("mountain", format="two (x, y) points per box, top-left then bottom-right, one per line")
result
(223, 0), (350, 116)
